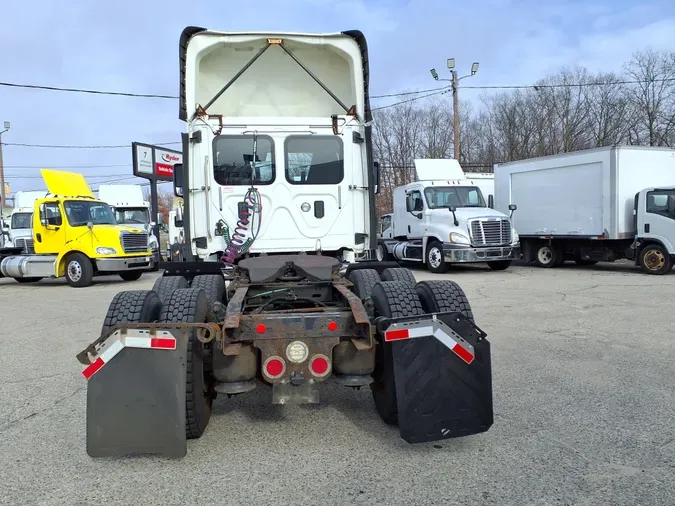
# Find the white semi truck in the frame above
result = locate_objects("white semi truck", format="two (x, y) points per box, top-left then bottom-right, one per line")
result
(377, 159), (519, 273)
(494, 145), (675, 274)
(76, 27), (495, 458)
(7, 190), (48, 253)
(97, 184), (160, 266)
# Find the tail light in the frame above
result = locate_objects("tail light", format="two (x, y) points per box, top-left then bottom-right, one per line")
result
(263, 356), (285, 379)
(309, 354), (330, 378)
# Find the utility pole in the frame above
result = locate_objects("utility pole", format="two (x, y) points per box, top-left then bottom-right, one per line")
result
(0, 121), (9, 209)
(430, 60), (479, 161)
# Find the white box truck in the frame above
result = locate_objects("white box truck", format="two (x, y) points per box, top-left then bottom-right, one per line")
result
(377, 159), (519, 273)
(494, 145), (675, 274)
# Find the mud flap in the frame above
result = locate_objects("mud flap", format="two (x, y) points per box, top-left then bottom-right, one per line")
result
(81, 329), (188, 458)
(381, 313), (493, 444)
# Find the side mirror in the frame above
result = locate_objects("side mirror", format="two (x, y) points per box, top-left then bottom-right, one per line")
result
(448, 205), (459, 226)
(39, 204), (49, 227)
(373, 161), (380, 194)
(175, 207), (183, 227)
(173, 163), (184, 197)
(488, 195), (494, 209)
(449, 205), (457, 213)
(150, 221), (157, 227)
(509, 203), (517, 218)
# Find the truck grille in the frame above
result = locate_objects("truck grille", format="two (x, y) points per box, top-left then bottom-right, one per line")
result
(469, 218), (512, 246)
(120, 232), (148, 253)
(15, 237), (35, 253)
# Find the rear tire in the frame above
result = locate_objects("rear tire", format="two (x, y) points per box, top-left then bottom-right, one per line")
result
(152, 275), (189, 304)
(487, 260), (511, 271)
(190, 274), (226, 310)
(100, 290), (162, 337)
(160, 288), (213, 439)
(376, 243), (389, 262)
(64, 252), (94, 287)
(370, 280), (425, 426)
(380, 267), (416, 287)
(347, 269), (381, 300)
(415, 280), (474, 323)
(119, 271), (143, 282)
(534, 244), (557, 268)
(639, 243), (672, 275)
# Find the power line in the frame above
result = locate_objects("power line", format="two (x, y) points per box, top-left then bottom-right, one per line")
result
(372, 88), (451, 111)
(3, 164), (130, 169)
(3, 141), (180, 149)
(0, 81), (176, 99)
(4, 173), (133, 180)
(460, 77), (675, 90)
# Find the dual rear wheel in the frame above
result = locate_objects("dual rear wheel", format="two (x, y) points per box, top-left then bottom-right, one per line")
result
(348, 267), (474, 425)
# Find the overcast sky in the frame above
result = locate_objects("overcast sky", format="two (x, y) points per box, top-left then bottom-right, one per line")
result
(1, 0), (674, 195)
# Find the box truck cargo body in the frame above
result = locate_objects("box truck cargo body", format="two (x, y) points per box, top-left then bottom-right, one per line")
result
(494, 145), (675, 274)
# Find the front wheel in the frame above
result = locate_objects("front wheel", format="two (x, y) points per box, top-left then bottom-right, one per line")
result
(639, 244), (672, 275)
(487, 260), (511, 271)
(64, 252), (94, 287)
(426, 240), (448, 273)
(119, 271), (143, 282)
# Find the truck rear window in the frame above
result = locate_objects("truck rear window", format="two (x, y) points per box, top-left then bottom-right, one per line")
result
(285, 136), (344, 185)
(213, 135), (275, 186)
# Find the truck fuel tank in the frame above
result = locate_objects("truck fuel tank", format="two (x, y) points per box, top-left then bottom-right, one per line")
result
(0, 254), (57, 279)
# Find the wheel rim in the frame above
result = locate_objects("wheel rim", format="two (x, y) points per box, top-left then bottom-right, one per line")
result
(428, 247), (442, 269)
(67, 260), (82, 282)
(538, 246), (553, 264)
(376, 245), (384, 261)
(644, 249), (665, 271)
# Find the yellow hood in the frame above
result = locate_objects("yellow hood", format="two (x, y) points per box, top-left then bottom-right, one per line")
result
(41, 169), (94, 198)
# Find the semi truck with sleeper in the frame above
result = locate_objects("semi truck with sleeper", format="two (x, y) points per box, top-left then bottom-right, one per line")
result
(377, 159), (519, 272)
(7, 190), (47, 253)
(494, 145), (675, 274)
(0, 170), (156, 286)
(75, 27), (495, 458)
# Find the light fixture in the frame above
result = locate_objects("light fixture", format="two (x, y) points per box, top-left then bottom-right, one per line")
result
(430, 68), (439, 80)
(471, 62), (479, 75)
(447, 58), (455, 69)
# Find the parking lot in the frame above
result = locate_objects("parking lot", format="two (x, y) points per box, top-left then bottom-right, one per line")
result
(1, 262), (674, 506)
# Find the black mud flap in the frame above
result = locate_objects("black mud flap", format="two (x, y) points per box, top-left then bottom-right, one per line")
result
(381, 313), (493, 444)
(82, 329), (188, 458)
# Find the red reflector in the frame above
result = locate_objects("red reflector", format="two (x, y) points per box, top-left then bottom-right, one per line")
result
(327, 321), (338, 332)
(256, 324), (266, 334)
(266, 358), (284, 377)
(385, 329), (409, 341)
(310, 356), (329, 375)
(452, 343), (475, 364)
(150, 337), (175, 349)
(82, 357), (104, 379)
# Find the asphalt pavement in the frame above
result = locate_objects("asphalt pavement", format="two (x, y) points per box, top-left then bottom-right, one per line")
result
(1, 261), (674, 506)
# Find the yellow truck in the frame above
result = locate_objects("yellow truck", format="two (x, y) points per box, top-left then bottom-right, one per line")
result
(0, 169), (155, 287)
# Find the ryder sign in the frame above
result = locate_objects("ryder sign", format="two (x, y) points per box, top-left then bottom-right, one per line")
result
(132, 142), (182, 182)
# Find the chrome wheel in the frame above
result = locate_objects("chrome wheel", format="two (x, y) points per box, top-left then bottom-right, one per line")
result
(428, 247), (442, 269)
(67, 260), (82, 282)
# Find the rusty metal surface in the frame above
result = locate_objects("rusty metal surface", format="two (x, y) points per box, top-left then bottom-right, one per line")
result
(255, 336), (339, 384)
(232, 311), (364, 341)
(223, 287), (248, 329)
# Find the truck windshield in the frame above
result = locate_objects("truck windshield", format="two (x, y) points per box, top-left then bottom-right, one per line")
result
(11, 212), (32, 229)
(115, 207), (150, 225)
(424, 186), (486, 209)
(64, 201), (117, 227)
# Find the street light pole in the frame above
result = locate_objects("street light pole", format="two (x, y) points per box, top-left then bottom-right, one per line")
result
(430, 60), (479, 161)
(0, 121), (9, 209)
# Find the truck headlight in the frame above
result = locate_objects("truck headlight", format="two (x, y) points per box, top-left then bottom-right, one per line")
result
(449, 232), (470, 245)
(96, 247), (117, 255)
(511, 228), (519, 243)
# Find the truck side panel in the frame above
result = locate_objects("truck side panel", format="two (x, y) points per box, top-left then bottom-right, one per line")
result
(509, 160), (605, 237)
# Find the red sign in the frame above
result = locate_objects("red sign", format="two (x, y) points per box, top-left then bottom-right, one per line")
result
(154, 149), (182, 177)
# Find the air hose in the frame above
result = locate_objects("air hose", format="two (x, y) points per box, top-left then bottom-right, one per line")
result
(220, 187), (262, 268)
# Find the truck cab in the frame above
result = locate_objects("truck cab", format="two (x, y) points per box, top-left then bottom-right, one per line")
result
(98, 184), (160, 266)
(7, 190), (48, 252)
(0, 170), (156, 287)
(634, 186), (675, 273)
(377, 159), (519, 273)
